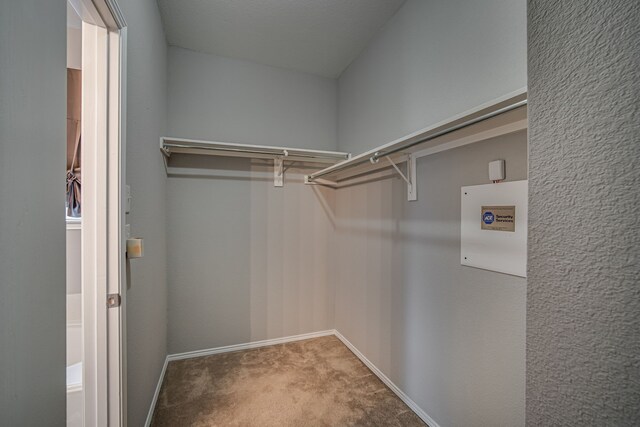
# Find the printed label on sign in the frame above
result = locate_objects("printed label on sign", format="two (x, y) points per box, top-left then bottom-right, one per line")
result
(481, 206), (515, 232)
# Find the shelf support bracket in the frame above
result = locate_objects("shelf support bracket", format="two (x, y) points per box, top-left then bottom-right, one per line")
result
(274, 158), (284, 187)
(385, 155), (417, 201)
(407, 154), (417, 201)
(282, 161), (296, 175)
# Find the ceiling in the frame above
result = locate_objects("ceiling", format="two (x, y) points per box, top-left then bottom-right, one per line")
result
(156, 0), (406, 78)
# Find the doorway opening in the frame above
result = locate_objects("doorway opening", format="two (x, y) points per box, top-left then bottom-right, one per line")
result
(65, 0), (126, 425)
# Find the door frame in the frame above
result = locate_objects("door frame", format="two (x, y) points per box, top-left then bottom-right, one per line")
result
(75, 0), (127, 425)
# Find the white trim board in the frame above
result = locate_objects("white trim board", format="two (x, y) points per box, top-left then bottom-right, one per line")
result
(144, 330), (440, 427)
(167, 330), (335, 361)
(143, 356), (169, 427)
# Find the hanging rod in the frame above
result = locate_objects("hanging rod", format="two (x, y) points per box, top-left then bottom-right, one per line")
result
(162, 142), (302, 158)
(306, 97), (527, 182)
(369, 99), (527, 162)
(161, 137), (351, 164)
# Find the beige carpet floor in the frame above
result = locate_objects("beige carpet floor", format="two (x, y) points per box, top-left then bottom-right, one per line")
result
(151, 335), (427, 426)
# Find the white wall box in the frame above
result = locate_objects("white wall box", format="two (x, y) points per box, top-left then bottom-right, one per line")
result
(461, 180), (528, 277)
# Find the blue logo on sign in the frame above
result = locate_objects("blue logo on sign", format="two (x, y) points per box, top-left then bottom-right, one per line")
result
(483, 212), (495, 224)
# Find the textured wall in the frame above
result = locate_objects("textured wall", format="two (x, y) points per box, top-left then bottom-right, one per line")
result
(168, 47), (338, 151)
(0, 1), (66, 424)
(527, 0), (640, 425)
(166, 159), (336, 354)
(334, 132), (528, 427)
(338, 0), (527, 154)
(117, 0), (169, 425)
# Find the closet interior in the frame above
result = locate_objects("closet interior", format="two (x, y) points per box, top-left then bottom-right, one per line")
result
(4, 0), (636, 426)
(129, 1), (530, 426)
(147, 82), (528, 426)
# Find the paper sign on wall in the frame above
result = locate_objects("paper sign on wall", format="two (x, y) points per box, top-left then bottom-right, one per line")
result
(481, 206), (516, 232)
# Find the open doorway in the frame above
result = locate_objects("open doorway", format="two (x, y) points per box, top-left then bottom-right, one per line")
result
(65, 6), (83, 427)
(66, 0), (126, 425)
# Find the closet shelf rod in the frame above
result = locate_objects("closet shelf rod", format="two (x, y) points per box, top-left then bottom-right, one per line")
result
(161, 139), (351, 163)
(369, 99), (527, 162)
(307, 98), (527, 182)
(163, 143), (290, 158)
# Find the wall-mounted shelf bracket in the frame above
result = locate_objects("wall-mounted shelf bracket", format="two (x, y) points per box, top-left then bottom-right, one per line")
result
(273, 153), (299, 187)
(274, 157), (284, 187)
(407, 154), (417, 201)
(377, 154), (417, 201)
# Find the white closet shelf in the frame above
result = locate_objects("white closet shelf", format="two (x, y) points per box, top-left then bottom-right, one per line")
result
(305, 89), (528, 198)
(160, 137), (351, 187)
(161, 137), (351, 164)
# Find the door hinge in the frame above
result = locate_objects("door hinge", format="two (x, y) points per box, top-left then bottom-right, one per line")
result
(107, 293), (121, 308)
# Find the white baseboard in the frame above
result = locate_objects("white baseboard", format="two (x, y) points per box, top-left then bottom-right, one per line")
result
(144, 355), (168, 427)
(333, 330), (441, 427)
(144, 329), (439, 427)
(167, 330), (335, 361)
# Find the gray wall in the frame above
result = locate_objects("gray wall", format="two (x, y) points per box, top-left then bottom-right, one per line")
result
(527, 0), (640, 425)
(334, 131), (528, 427)
(168, 47), (338, 151)
(332, 1), (529, 425)
(338, 0), (527, 154)
(117, 0), (169, 425)
(165, 48), (340, 353)
(166, 159), (336, 353)
(0, 0), (67, 425)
